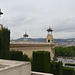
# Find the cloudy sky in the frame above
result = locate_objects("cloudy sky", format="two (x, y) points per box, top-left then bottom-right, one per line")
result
(0, 0), (75, 39)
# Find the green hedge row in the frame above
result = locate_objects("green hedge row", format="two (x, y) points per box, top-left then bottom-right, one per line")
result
(63, 67), (74, 75)
(65, 63), (75, 66)
(32, 51), (50, 73)
(10, 50), (29, 61)
(50, 62), (63, 75)
(32, 51), (63, 75)
(31, 51), (75, 75)
(10, 50), (23, 60)
(0, 27), (10, 59)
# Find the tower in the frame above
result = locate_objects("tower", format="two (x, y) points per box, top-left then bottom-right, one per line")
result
(46, 26), (54, 43)
(46, 26), (55, 60)
(23, 32), (29, 41)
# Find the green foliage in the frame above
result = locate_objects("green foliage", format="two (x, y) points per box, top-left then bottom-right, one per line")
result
(10, 50), (23, 61)
(63, 67), (74, 75)
(22, 54), (29, 61)
(65, 63), (75, 66)
(50, 61), (63, 75)
(32, 51), (50, 73)
(0, 27), (10, 59)
(74, 70), (75, 75)
(29, 57), (33, 62)
(55, 46), (75, 57)
(0, 29), (3, 57)
(10, 50), (29, 61)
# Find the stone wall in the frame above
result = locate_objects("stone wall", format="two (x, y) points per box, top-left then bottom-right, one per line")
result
(0, 59), (31, 75)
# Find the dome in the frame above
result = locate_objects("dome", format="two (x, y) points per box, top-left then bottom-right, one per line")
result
(47, 26), (53, 32)
(0, 9), (3, 15)
(23, 33), (28, 37)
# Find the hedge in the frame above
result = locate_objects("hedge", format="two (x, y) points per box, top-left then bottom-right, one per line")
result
(10, 50), (29, 61)
(22, 54), (29, 61)
(50, 61), (63, 75)
(65, 63), (75, 66)
(74, 70), (75, 75)
(63, 67), (74, 75)
(32, 51), (50, 73)
(10, 50), (23, 61)
(0, 27), (10, 59)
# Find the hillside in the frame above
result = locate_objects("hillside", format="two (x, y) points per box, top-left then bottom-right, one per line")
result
(15, 38), (75, 43)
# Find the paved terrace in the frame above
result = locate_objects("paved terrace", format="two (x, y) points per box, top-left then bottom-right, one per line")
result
(0, 59), (30, 71)
(0, 59), (31, 75)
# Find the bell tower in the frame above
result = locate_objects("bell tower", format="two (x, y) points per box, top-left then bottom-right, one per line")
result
(46, 26), (54, 43)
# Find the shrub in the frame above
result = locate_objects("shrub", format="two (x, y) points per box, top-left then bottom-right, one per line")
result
(50, 61), (63, 75)
(0, 27), (10, 59)
(10, 50), (23, 61)
(74, 70), (75, 75)
(63, 67), (74, 75)
(65, 63), (75, 66)
(22, 54), (29, 61)
(32, 51), (50, 73)
(10, 50), (29, 61)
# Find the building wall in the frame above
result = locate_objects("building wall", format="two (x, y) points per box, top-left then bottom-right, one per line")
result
(10, 43), (55, 60)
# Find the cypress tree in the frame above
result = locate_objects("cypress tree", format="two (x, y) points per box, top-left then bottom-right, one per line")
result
(0, 26), (10, 59)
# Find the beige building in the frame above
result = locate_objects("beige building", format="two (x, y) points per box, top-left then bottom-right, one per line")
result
(10, 27), (55, 60)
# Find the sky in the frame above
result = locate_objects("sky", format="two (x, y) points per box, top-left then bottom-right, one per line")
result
(0, 0), (75, 39)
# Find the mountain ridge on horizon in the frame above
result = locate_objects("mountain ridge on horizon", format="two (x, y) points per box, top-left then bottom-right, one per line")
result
(13, 37), (75, 43)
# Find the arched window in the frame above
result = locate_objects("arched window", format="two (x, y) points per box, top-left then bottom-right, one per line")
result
(48, 40), (50, 42)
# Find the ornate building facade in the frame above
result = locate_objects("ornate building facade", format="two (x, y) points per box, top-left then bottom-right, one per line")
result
(10, 27), (55, 60)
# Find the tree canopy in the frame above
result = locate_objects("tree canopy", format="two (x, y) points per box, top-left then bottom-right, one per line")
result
(55, 46), (75, 57)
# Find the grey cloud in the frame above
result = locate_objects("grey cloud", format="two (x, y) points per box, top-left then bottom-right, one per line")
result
(52, 17), (75, 32)
(1, 0), (75, 39)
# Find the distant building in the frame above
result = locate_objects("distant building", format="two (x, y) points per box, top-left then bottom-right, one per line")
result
(10, 26), (55, 60)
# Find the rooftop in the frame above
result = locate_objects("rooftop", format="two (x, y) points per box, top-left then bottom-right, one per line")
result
(10, 40), (52, 45)
(47, 27), (53, 32)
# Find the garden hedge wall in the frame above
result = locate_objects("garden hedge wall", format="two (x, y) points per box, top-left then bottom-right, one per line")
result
(65, 63), (75, 66)
(32, 51), (50, 73)
(50, 61), (63, 75)
(0, 27), (10, 59)
(63, 67), (74, 75)
(10, 50), (29, 61)
(10, 50), (23, 60)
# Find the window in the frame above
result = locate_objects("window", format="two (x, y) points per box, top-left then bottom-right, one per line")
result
(48, 40), (50, 42)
